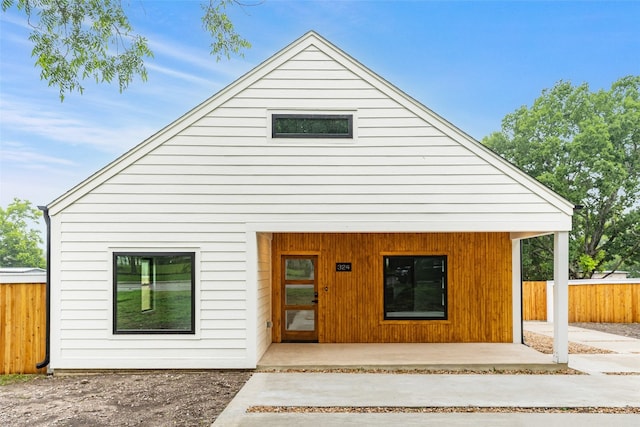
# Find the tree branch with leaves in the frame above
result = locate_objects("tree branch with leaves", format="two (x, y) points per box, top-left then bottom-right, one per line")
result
(2, 0), (253, 100)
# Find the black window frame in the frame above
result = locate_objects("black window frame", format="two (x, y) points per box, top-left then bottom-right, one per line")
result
(272, 113), (353, 138)
(113, 252), (196, 335)
(383, 255), (448, 321)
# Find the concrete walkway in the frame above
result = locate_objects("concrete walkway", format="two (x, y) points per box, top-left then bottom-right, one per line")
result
(525, 321), (640, 374)
(213, 324), (640, 426)
(214, 373), (640, 426)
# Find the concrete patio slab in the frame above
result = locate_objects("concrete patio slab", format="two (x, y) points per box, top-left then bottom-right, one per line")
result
(258, 342), (557, 371)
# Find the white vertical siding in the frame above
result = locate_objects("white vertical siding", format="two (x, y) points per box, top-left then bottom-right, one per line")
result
(48, 35), (572, 370)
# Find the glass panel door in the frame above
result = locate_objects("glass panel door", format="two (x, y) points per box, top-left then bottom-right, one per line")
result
(281, 256), (318, 341)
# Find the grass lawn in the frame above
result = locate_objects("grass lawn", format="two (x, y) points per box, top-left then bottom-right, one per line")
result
(0, 374), (43, 386)
(116, 289), (192, 331)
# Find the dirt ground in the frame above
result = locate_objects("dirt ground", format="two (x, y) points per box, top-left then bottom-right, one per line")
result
(0, 370), (252, 427)
(1, 323), (638, 426)
(571, 322), (640, 339)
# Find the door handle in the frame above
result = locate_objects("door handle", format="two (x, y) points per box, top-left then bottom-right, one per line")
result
(311, 299), (318, 303)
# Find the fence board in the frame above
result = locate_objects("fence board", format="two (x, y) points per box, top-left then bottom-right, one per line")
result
(522, 281), (546, 320)
(0, 283), (47, 374)
(523, 280), (640, 323)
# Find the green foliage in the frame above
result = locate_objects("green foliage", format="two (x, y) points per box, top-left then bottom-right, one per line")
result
(483, 76), (640, 279)
(0, 198), (45, 268)
(2, 0), (252, 100)
(202, 0), (251, 61)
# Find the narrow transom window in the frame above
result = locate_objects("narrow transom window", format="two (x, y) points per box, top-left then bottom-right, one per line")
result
(113, 252), (195, 334)
(383, 255), (447, 320)
(272, 114), (353, 138)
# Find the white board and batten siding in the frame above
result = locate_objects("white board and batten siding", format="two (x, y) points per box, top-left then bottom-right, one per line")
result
(47, 32), (573, 370)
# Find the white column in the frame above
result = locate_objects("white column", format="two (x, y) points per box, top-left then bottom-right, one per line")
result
(546, 280), (554, 322)
(511, 238), (522, 343)
(553, 231), (569, 363)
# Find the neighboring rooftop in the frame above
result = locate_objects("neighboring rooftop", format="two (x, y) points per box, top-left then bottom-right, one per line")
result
(0, 267), (46, 283)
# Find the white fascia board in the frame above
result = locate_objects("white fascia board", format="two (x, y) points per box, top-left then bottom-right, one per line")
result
(246, 219), (572, 233)
(509, 231), (555, 240)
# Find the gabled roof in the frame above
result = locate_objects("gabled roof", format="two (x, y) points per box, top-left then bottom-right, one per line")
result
(48, 31), (574, 217)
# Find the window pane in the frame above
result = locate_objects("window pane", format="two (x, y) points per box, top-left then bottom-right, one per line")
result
(285, 310), (315, 331)
(285, 284), (315, 305)
(384, 256), (447, 320)
(114, 253), (194, 333)
(272, 114), (353, 138)
(285, 258), (314, 280)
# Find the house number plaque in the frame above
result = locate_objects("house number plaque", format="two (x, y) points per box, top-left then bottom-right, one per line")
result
(335, 263), (352, 272)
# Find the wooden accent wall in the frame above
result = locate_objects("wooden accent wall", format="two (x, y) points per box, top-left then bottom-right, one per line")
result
(0, 283), (47, 374)
(522, 281), (547, 321)
(271, 233), (513, 343)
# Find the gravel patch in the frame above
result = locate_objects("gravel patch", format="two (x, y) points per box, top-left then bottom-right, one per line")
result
(523, 331), (615, 354)
(258, 367), (583, 375)
(248, 405), (640, 414)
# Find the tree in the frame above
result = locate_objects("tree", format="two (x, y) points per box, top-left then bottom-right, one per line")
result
(483, 76), (640, 279)
(1, 0), (252, 100)
(0, 198), (46, 268)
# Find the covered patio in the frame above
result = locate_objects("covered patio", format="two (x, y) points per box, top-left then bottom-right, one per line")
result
(257, 342), (561, 371)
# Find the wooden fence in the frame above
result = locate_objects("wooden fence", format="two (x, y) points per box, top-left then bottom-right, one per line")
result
(0, 282), (47, 374)
(523, 280), (640, 323)
(522, 281), (547, 321)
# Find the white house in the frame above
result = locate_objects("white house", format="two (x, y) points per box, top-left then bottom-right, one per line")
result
(43, 31), (573, 371)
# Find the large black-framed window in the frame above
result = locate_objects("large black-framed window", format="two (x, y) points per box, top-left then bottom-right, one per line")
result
(383, 255), (447, 320)
(113, 252), (195, 334)
(272, 114), (353, 138)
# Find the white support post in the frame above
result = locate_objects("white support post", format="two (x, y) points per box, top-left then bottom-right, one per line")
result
(553, 231), (569, 363)
(546, 280), (554, 322)
(511, 238), (522, 343)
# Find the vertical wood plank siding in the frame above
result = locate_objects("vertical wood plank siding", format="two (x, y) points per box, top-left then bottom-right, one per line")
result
(522, 281), (640, 322)
(271, 232), (513, 343)
(0, 283), (47, 374)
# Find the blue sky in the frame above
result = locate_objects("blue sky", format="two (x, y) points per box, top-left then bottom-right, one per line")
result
(1, 0), (639, 210)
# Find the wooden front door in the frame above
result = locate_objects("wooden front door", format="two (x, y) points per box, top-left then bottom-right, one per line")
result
(281, 255), (318, 342)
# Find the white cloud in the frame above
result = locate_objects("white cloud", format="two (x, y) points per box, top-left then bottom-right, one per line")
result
(145, 62), (218, 87)
(0, 10), (33, 31)
(0, 96), (157, 154)
(0, 144), (75, 168)
(147, 33), (254, 80)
